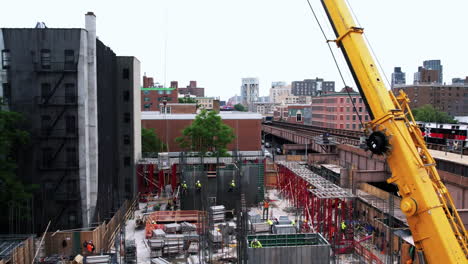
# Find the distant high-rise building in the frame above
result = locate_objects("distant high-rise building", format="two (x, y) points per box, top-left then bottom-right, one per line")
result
(423, 60), (443, 83)
(269, 82), (291, 104)
(414, 60), (443, 84)
(241, 77), (259, 111)
(452, 77), (468, 84)
(391, 67), (406, 88)
(291, 78), (334, 96)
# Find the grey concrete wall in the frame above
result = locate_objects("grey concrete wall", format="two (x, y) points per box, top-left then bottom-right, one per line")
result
(247, 245), (330, 264)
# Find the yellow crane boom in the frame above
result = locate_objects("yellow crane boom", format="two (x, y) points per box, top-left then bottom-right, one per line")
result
(319, 0), (468, 262)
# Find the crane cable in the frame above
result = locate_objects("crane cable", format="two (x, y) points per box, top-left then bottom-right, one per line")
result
(305, 0), (365, 129)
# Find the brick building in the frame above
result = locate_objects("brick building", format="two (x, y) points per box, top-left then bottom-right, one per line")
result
(273, 104), (312, 125)
(141, 86), (178, 111)
(393, 84), (468, 116)
(143, 75), (154, 88)
(178, 80), (205, 97)
(141, 112), (262, 152)
(311, 87), (369, 130)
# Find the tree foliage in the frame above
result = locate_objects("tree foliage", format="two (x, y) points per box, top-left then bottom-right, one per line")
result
(0, 104), (36, 222)
(234, 103), (247, 112)
(142, 128), (167, 153)
(176, 110), (235, 156)
(412, 104), (457, 124)
(178, 97), (197, 104)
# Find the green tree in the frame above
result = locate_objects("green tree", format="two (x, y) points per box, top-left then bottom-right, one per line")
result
(0, 103), (36, 229)
(234, 103), (247, 112)
(142, 128), (167, 154)
(176, 110), (235, 156)
(412, 104), (457, 123)
(178, 97), (197, 104)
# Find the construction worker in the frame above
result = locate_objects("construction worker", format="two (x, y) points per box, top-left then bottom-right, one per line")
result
(195, 180), (202, 190)
(262, 199), (269, 220)
(291, 219), (296, 227)
(265, 218), (274, 233)
(341, 221), (347, 232)
(86, 240), (95, 253)
(181, 181), (188, 190)
(228, 179), (236, 192)
(250, 238), (262, 248)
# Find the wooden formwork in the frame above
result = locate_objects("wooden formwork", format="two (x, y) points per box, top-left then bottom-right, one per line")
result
(44, 197), (137, 257)
(7, 237), (34, 264)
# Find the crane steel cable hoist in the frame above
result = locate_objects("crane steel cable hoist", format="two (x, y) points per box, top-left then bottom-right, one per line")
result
(319, 0), (468, 263)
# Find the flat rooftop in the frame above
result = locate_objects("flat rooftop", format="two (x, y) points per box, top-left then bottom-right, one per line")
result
(141, 111), (263, 120)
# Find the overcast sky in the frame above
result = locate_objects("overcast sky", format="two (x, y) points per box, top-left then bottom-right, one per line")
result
(1, 0), (467, 100)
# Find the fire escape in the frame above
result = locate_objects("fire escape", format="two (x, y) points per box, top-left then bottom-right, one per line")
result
(34, 49), (80, 228)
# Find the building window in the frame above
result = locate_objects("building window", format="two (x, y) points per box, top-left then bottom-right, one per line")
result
(352, 98), (356, 103)
(124, 135), (130, 145)
(2, 83), (11, 100)
(64, 49), (74, 66)
(40, 49), (51, 69)
(65, 83), (76, 103)
(158, 90), (164, 95)
(365, 115), (369, 121)
(66, 147), (77, 167)
(144, 97), (150, 102)
(41, 83), (51, 101)
(358, 107), (362, 112)
(143, 90), (150, 95)
(346, 124), (350, 129)
(41, 115), (51, 134)
(296, 113), (302, 122)
(165, 90), (172, 95)
(144, 103), (151, 109)
(352, 124), (356, 130)
(340, 98), (344, 103)
(124, 156), (131, 167)
(352, 115), (356, 121)
(66, 115), (76, 134)
(359, 98), (363, 103)
(346, 115), (350, 120)
(42, 147), (53, 168)
(123, 90), (130, 102)
(346, 98), (350, 103)
(346, 107), (350, 112)
(340, 115), (344, 120)
(1, 49), (11, 69)
(124, 112), (131, 123)
(123, 68), (130, 79)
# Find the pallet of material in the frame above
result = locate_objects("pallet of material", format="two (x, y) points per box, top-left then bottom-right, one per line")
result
(152, 229), (166, 238)
(148, 239), (165, 249)
(209, 229), (222, 243)
(150, 249), (163, 258)
(164, 223), (181, 233)
(184, 232), (200, 241)
(209, 205), (225, 222)
(272, 224), (297, 234)
(181, 221), (197, 232)
(248, 211), (261, 223)
(187, 255), (207, 264)
(187, 241), (199, 253)
(251, 222), (270, 233)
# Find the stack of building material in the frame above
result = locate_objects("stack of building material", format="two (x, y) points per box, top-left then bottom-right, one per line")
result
(181, 222), (197, 232)
(272, 224), (296, 234)
(248, 211), (261, 224)
(85, 255), (111, 264)
(124, 239), (137, 263)
(278, 216), (292, 225)
(151, 257), (172, 264)
(184, 232), (200, 241)
(251, 222), (270, 233)
(152, 229), (166, 238)
(164, 223), (181, 233)
(209, 229), (222, 243)
(187, 241), (200, 253)
(209, 205), (225, 222)
(164, 234), (185, 255)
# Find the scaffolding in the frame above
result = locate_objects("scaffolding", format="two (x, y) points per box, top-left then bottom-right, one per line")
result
(276, 161), (355, 258)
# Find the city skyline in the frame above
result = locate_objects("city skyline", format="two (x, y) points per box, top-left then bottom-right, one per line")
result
(1, 0), (467, 101)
